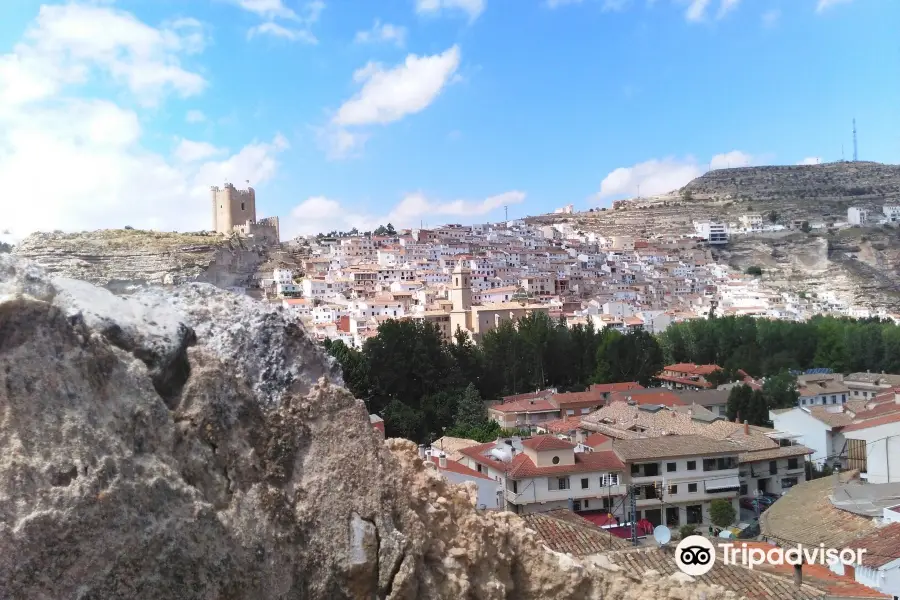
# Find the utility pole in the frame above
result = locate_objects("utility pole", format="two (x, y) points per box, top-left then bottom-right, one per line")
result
(629, 484), (638, 545)
(505, 205), (509, 222)
(853, 118), (858, 162)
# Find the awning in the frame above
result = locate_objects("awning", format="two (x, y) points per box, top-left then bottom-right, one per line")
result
(704, 476), (741, 492)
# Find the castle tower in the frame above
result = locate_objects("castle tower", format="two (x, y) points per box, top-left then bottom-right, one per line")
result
(211, 182), (256, 234)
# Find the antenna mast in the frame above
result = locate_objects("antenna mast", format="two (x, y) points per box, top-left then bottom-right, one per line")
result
(505, 205), (509, 222)
(852, 118), (858, 162)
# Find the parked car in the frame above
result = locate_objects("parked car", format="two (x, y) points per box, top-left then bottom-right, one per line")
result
(738, 519), (761, 539)
(739, 496), (775, 512)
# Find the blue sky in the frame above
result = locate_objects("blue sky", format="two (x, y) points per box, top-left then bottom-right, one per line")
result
(0, 0), (896, 239)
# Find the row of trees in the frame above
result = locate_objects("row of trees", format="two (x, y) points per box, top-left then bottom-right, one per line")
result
(324, 313), (665, 442)
(314, 223), (396, 239)
(325, 312), (900, 442)
(659, 315), (900, 377)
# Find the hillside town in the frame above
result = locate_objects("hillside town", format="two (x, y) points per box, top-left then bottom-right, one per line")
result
(244, 212), (900, 349)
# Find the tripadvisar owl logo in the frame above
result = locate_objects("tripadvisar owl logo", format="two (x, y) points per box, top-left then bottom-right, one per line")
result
(674, 535), (716, 576)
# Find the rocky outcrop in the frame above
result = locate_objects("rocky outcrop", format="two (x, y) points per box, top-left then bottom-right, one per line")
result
(0, 255), (737, 599)
(13, 229), (267, 291)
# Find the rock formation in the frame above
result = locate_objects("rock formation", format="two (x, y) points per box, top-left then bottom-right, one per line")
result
(13, 229), (267, 291)
(0, 255), (736, 599)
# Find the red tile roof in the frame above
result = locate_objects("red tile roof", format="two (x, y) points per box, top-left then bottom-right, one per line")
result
(584, 433), (611, 447)
(507, 450), (624, 478)
(427, 456), (494, 481)
(608, 390), (686, 407)
(489, 398), (558, 414)
(550, 390), (604, 406)
(537, 416), (584, 434)
(663, 363), (722, 376)
(849, 522), (900, 568)
(522, 435), (576, 451)
(841, 411), (900, 433)
(655, 374), (715, 389)
(590, 382), (644, 394)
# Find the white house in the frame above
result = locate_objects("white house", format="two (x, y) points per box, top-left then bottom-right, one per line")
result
(693, 221), (728, 245)
(276, 282), (301, 297)
(422, 447), (503, 510)
(848, 207), (869, 226)
(769, 406), (848, 468)
(738, 445), (810, 497)
(842, 521), (900, 599)
(884, 205), (900, 223)
(841, 409), (900, 484)
(273, 269), (294, 284)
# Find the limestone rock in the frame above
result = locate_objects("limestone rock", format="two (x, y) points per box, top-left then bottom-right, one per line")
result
(0, 255), (740, 600)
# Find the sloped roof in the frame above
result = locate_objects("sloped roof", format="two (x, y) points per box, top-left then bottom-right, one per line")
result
(738, 444), (813, 464)
(522, 435), (576, 451)
(507, 450), (624, 478)
(521, 509), (631, 554)
(613, 435), (741, 461)
(760, 471), (878, 548)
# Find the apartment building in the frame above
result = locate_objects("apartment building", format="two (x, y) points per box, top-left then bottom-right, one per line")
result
(457, 436), (627, 515)
(797, 377), (850, 406)
(612, 435), (742, 528)
(844, 372), (900, 399)
(488, 389), (610, 428)
(739, 445), (811, 496)
(655, 363), (721, 390)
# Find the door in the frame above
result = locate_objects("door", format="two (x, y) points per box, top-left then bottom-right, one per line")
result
(757, 478), (769, 493)
(644, 508), (662, 527)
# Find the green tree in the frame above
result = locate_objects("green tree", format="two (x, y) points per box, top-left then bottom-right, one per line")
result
(709, 499), (736, 528)
(594, 329), (664, 386)
(726, 384), (770, 426)
(745, 266), (763, 277)
(768, 210), (778, 223)
(762, 371), (799, 409)
(452, 384), (486, 431)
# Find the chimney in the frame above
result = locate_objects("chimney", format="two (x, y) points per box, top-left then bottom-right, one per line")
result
(438, 452), (447, 469)
(793, 564), (802, 588)
(744, 420), (749, 435)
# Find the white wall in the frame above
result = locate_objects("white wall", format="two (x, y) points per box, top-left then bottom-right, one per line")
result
(770, 409), (832, 463)
(844, 421), (900, 484)
(441, 469), (503, 510)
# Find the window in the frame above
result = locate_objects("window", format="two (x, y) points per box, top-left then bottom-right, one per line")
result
(552, 456), (560, 465)
(854, 390), (859, 396)
(740, 484), (747, 496)
(511, 481), (518, 494)
(787, 458), (799, 470)
(566, 409), (575, 416)
(667, 462), (677, 472)
(241, 202), (245, 211)
(631, 464), (640, 475)
(549, 477), (570, 491)
(842, 394), (847, 402)
(686, 505), (703, 525)
(581, 478), (589, 489)
(686, 461), (696, 471)
(688, 483), (698, 493)
(782, 477), (798, 489)
(669, 484), (678, 495)
(831, 395), (836, 403)
(769, 460), (777, 475)
(573, 500), (581, 511)
(801, 398), (806, 405)
(584, 499), (589, 509)
(601, 473), (619, 487)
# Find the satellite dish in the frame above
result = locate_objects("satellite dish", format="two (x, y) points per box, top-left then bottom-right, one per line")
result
(653, 525), (671, 546)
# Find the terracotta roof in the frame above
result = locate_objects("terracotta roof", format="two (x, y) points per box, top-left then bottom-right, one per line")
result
(663, 363), (722, 376)
(807, 406), (857, 428)
(608, 390), (686, 407)
(739, 444), (813, 464)
(536, 416), (584, 434)
(431, 436), (482, 462)
(606, 547), (826, 600)
(584, 433), (611, 447)
(613, 435), (741, 461)
(850, 522), (900, 568)
(760, 470), (878, 548)
(507, 450), (624, 478)
(521, 509), (631, 554)
(842, 411), (900, 433)
(521, 435), (576, 451)
(427, 455), (494, 481)
(738, 541), (890, 598)
(655, 374), (715, 389)
(589, 382), (644, 394)
(489, 398), (558, 414)
(671, 389), (730, 407)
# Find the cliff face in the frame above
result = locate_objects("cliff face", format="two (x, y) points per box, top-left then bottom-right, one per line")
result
(13, 229), (266, 291)
(0, 255), (737, 600)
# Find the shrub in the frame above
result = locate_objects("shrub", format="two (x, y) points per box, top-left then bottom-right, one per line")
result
(745, 266), (763, 277)
(679, 524), (697, 539)
(710, 499), (736, 528)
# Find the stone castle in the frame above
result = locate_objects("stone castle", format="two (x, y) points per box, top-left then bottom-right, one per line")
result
(211, 182), (280, 244)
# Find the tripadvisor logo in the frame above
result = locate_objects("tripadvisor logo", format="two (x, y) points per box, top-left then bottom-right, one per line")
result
(673, 535), (867, 576)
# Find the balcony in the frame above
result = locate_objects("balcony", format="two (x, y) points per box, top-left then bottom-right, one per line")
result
(505, 485), (626, 505)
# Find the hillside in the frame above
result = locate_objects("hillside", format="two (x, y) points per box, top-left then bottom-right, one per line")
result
(532, 161), (900, 309)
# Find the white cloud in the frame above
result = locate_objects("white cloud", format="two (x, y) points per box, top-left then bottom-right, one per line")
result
(174, 139), (226, 163)
(334, 45), (461, 126)
(0, 3), (206, 109)
(716, 0), (740, 19)
(816, 0), (852, 13)
(0, 4), (289, 239)
(282, 190), (524, 237)
(602, 0), (631, 11)
(415, 0), (485, 22)
(797, 156), (821, 165)
(317, 125), (370, 160)
(354, 20), (407, 47)
(237, 0), (324, 43)
(761, 8), (781, 27)
(546, 0), (584, 7)
(685, 0), (711, 21)
(595, 151), (756, 200)
(248, 21), (318, 43)
(186, 109), (207, 123)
